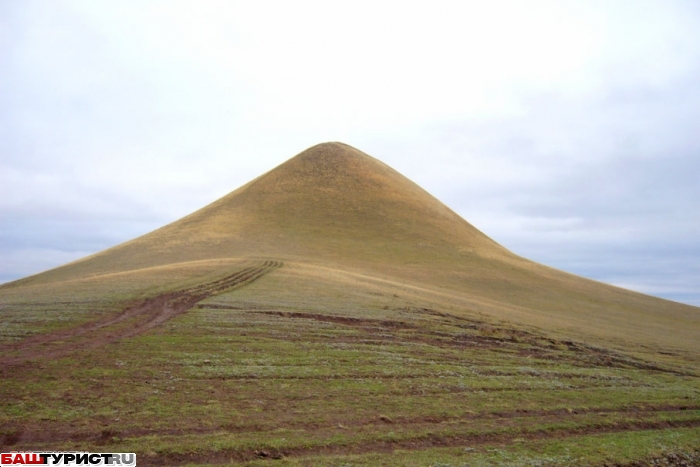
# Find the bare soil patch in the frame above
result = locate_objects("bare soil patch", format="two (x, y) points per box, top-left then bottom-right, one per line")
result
(0, 261), (281, 366)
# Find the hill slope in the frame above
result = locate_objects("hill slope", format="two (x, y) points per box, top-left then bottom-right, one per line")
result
(2, 142), (700, 465)
(3, 142), (698, 360)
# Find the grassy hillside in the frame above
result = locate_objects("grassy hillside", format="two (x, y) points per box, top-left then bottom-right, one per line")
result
(4, 142), (698, 359)
(1, 142), (699, 465)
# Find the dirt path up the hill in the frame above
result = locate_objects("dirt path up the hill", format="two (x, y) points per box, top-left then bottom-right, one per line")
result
(0, 261), (282, 366)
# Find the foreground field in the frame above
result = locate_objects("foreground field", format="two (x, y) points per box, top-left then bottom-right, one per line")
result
(1, 261), (698, 466)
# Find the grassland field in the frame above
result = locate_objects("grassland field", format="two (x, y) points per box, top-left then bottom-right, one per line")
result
(1, 260), (699, 466)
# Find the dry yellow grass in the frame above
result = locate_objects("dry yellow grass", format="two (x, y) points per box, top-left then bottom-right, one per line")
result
(2, 142), (699, 365)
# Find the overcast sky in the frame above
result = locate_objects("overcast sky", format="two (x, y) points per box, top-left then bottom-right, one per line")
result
(1, 1), (699, 306)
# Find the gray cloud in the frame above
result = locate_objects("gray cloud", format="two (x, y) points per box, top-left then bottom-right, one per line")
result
(377, 72), (700, 305)
(1, 1), (699, 306)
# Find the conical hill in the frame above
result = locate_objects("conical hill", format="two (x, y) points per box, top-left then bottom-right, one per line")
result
(18, 142), (515, 282)
(4, 142), (699, 360)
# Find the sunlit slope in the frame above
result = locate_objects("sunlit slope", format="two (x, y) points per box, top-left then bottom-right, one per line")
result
(2, 142), (698, 358)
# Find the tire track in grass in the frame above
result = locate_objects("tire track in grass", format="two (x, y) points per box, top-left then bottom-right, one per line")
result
(136, 417), (700, 465)
(6, 404), (697, 447)
(207, 308), (686, 375)
(0, 261), (282, 366)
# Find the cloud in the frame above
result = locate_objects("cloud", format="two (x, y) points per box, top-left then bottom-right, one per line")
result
(1, 1), (699, 305)
(371, 62), (700, 304)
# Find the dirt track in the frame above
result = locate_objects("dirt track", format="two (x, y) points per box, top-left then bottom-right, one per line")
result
(0, 261), (281, 366)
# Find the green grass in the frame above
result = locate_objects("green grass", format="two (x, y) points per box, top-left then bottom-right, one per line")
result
(1, 266), (698, 465)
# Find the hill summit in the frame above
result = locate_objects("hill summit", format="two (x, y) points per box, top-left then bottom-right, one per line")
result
(26, 142), (513, 282)
(163, 141), (508, 258)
